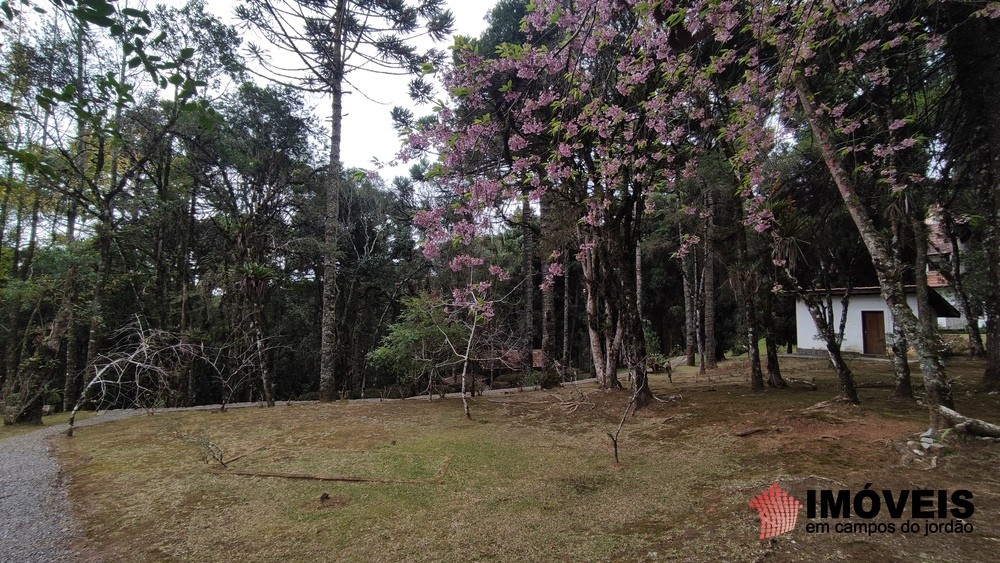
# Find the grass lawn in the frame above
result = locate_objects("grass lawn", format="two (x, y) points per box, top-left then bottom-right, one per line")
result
(53, 356), (1000, 561)
(0, 410), (92, 440)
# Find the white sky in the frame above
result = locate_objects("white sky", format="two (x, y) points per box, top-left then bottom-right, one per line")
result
(198, 1), (493, 182)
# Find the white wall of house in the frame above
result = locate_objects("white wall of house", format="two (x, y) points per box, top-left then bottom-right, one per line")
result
(933, 287), (973, 330)
(795, 293), (922, 355)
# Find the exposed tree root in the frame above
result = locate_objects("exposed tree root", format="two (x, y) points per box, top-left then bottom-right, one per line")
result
(801, 397), (858, 412)
(786, 378), (817, 390)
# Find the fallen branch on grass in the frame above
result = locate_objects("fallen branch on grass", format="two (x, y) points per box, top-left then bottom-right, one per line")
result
(733, 427), (781, 437)
(211, 469), (440, 485)
(223, 447), (265, 465)
(212, 456), (453, 485)
(653, 394), (683, 403)
(786, 379), (817, 390)
(169, 431), (228, 468)
(539, 390), (595, 414)
(938, 406), (1000, 438)
(434, 457), (452, 478)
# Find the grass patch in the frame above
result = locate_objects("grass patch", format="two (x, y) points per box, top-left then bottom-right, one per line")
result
(53, 357), (1000, 562)
(0, 410), (92, 441)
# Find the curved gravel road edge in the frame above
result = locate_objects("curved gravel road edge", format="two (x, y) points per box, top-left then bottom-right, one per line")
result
(0, 402), (290, 563)
(0, 409), (139, 563)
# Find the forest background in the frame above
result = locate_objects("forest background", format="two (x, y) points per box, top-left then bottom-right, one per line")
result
(1, 0), (998, 429)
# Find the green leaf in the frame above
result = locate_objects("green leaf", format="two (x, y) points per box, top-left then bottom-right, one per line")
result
(35, 94), (52, 112)
(665, 9), (686, 27)
(121, 7), (151, 26)
(78, 0), (115, 17)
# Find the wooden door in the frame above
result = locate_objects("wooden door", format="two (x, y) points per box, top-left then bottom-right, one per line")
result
(862, 311), (886, 355)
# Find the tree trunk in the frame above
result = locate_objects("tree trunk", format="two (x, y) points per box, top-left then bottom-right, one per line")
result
(581, 240), (621, 389)
(795, 75), (950, 421)
(696, 259), (706, 375)
(940, 212), (985, 357)
(635, 243), (644, 321)
(912, 215), (936, 335)
(604, 306), (623, 389)
(562, 247), (572, 371)
(781, 268), (860, 403)
(765, 336), (787, 388)
(540, 192), (556, 375)
(890, 321), (913, 399)
(743, 292), (764, 391)
(940, 3), (1000, 388)
(889, 219), (914, 396)
(582, 243), (607, 387)
(986, 316), (1000, 387)
(252, 307), (275, 407)
(628, 215), (652, 408)
(62, 204), (80, 412)
(682, 240), (697, 367)
(319, 18), (345, 402)
(741, 277), (765, 392)
(3, 301), (72, 425)
(704, 190), (717, 370)
(520, 196), (534, 384)
(83, 216), (113, 371)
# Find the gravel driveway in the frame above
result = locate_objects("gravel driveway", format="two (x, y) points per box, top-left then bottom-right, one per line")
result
(0, 403), (279, 563)
(0, 410), (138, 563)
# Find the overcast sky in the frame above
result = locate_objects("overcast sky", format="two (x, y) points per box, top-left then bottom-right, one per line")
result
(197, 1), (493, 182)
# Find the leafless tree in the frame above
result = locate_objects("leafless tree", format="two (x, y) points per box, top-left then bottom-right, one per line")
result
(67, 319), (218, 436)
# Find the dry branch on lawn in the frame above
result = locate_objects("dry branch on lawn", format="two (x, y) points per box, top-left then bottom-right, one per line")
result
(434, 456), (452, 478)
(223, 447), (265, 465)
(211, 469), (444, 485)
(211, 455), (453, 485)
(938, 406), (1000, 438)
(733, 427), (781, 437)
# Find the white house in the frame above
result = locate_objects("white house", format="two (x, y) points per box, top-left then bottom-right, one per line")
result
(795, 286), (960, 356)
(925, 207), (978, 330)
